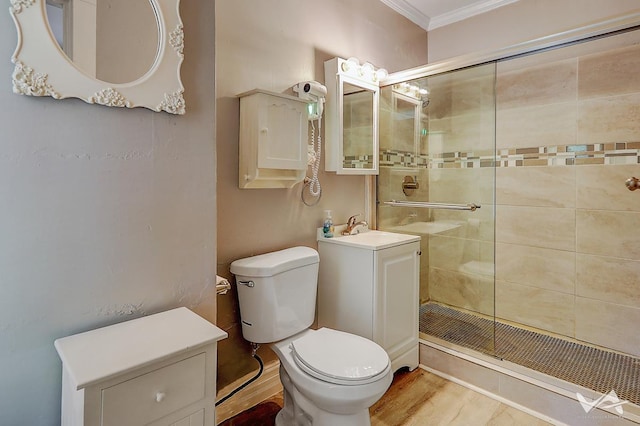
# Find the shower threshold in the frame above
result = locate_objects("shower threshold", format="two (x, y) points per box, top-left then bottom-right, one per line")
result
(419, 303), (640, 407)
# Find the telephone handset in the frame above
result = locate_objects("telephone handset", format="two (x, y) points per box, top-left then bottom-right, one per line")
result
(293, 81), (327, 198)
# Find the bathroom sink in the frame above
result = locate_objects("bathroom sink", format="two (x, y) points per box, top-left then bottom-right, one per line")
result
(389, 221), (463, 235)
(319, 229), (420, 250)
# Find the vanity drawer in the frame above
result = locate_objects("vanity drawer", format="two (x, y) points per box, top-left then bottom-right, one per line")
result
(101, 353), (206, 426)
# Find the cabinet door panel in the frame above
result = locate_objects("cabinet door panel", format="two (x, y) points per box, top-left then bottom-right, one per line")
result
(257, 96), (307, 170)
(374, 242), (419, 360)
(318, 243), (374, 339)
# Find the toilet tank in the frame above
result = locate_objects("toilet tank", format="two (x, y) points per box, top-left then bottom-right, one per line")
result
(230, 246), (319, 344)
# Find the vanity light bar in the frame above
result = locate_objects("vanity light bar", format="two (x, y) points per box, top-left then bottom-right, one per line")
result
(392, 83), (429, 99)
(338, 57), (388, 84)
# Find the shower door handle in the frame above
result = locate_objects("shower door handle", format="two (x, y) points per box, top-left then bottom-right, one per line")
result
(383, 200), (481, 211)
(625, 177), (639, 191)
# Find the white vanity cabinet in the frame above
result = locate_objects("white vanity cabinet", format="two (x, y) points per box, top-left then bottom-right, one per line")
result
(54, 307), (227, 426)
(317, 231), (420, 372)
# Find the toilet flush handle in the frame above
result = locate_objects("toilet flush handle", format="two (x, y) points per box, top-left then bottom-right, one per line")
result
(238, 280), (255, 288)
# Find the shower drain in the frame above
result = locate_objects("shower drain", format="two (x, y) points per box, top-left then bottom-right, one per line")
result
(420, 303), (640, 406)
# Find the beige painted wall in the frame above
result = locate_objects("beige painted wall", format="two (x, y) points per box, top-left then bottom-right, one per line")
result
(0, 2), (216, 424)
(428, 0), (640, 62)
(215, 0), (427, 390)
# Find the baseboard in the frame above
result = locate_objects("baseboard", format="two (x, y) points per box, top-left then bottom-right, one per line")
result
(215, 360), (282, 424)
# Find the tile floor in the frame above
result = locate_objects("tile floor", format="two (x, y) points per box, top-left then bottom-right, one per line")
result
(219, 367), (551, 425)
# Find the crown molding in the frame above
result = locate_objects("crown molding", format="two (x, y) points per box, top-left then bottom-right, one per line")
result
(429, 0), (520, 30)
(379, 0), (431, 31)
(380, 0), (521, 31)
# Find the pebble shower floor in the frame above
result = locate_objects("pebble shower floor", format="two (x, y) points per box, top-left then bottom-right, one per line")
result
(420, 303), (640, 406)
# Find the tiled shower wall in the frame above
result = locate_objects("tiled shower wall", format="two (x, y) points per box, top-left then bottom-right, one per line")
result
(379, 30), (640, 358)
(494, 32), (640, 357)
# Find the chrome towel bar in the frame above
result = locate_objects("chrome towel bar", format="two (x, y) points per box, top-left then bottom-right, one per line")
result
(382, 200), (481, 211)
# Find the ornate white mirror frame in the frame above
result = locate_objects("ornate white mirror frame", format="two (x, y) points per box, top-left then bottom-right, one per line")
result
(9, 0), (185, 114)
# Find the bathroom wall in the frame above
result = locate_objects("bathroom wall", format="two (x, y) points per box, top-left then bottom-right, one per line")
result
(0, 2), (217, 425)
(427, 0), (640, 63)
(215, 0), (428, 390)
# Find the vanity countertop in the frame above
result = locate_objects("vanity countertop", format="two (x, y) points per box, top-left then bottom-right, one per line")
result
(318, 228), (420, 250)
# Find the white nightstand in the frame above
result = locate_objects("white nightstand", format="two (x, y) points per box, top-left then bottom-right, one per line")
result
(54, 307), (227, 426)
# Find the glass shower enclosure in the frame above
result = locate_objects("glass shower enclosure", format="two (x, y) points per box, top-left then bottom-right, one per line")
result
(378, 62), (497, 356)
(377, 24), (640, 409)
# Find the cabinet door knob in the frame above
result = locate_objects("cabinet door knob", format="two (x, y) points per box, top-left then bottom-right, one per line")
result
(155, 392), (166, 402)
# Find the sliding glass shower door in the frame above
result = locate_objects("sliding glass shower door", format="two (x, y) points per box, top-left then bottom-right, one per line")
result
(377, 63), (497, 356)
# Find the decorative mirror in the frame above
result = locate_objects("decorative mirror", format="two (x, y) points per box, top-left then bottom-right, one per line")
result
(324, 57), (386, 175)
(9, 0), (185, 114)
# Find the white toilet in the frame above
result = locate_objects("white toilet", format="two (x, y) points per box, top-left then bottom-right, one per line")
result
(230, 246), (393, 426)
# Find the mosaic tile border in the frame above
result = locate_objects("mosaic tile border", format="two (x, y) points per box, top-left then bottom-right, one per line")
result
(497, 142), (640, 167)
(380, 150), (429, 168)
(381, 142), (640, 168)
(343, 155), (374, 169)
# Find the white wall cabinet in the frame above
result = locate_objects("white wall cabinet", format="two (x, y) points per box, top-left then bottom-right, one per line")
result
(54, 308), (227, 426)
(238, 89), (309, 188)
(317, 231), (420, 372)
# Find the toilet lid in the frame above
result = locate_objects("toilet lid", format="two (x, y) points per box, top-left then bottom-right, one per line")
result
(290, 328), (390, 385)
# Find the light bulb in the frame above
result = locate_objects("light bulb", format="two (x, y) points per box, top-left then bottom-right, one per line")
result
(361, 62), (374, 80)
(347, 57), (360, 67)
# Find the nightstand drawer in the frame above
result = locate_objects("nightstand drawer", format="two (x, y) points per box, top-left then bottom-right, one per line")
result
(101, 353), (206, 426)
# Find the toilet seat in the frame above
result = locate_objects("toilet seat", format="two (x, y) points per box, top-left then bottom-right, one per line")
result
(290, 328), (390, 386)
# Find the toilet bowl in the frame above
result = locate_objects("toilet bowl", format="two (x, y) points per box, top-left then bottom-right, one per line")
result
(272, 328), (393, 425)
(230, 247), (392, 426)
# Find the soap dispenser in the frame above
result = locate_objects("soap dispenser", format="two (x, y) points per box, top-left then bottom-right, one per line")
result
(323, 210), (334, 238)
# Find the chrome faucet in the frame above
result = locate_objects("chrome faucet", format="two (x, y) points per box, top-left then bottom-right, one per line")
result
(342, 214), (368, 235)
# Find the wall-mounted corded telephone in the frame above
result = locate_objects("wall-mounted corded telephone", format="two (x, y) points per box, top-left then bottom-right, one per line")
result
(293, 81), (327, 199)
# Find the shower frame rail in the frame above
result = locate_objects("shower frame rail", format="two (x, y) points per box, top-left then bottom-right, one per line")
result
(382, 200), (481, 211)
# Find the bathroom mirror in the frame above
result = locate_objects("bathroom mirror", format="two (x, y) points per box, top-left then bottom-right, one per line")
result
(341, 79), (377, 171)
(324, 57), (381, 175)
(390, 85), (424, 156)
(10, 0), (185, 114)
(45, 0), (159, 85)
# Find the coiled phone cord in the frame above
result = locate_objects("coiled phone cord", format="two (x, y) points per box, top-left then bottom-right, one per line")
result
(308, 118), (322, 197)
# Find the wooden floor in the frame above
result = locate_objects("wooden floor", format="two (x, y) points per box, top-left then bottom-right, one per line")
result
(219, 367), (551, 425)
